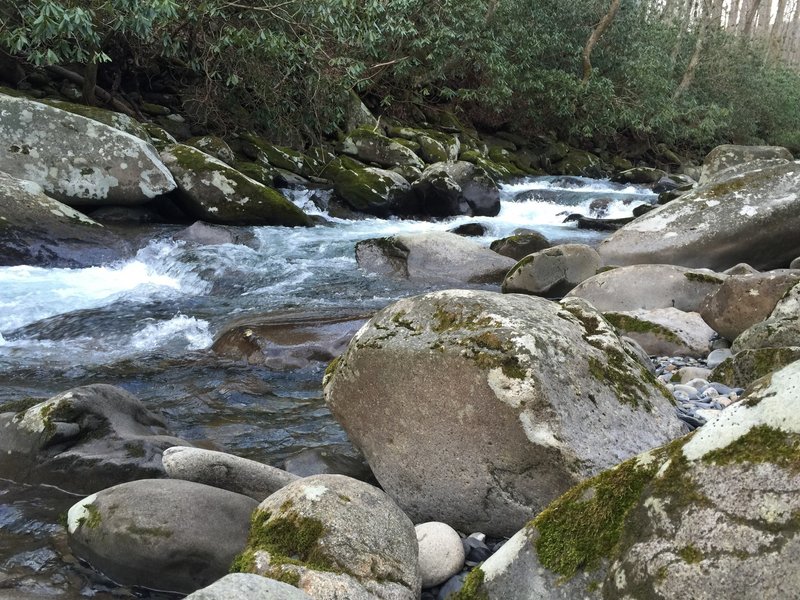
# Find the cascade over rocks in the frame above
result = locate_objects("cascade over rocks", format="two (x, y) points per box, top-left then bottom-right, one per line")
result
(324, 290), (683, 536)
(160, 144), (312, 226)
(566, 264), (726, 313)
(0, 384), (191, 494)
(233, 474), (421, 600)
(470, 358), (800, 600)
(0, 171), (128, 267)
(355, 232), (516, 284)
(598, 160), (800, 270)
(0, 94), (176, 206)
(67, 479), (257, 595)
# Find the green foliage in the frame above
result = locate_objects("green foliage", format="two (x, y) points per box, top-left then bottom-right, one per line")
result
(3, 0), (800, 150)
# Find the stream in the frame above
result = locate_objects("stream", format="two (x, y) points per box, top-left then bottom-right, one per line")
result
(0, 176), (656, 598)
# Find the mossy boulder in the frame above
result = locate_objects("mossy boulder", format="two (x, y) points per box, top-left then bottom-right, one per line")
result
(0, 171), (127, 267)
(490, 232), (551, 260)
(553, 150), (606, 178)
(417, 133), (450, 163)
(333, 167), (415, 216)
(710, 347), (800, 388)
(0, 94), (176, 206)
(341, 127), (425, 170)
(603, 308), (715, 358)
(599, 161), (800, 270)
(141, 123), (178, 150)
(240, 135), (315, 176)
(0, 384), (191, 494)
(566, 265), (726, 313)
(232, 474), (421, 599)
(67, 479), (258, 595)
(40, 98), (151, 141)
(699, 144), (793, 186)
(160, 144), (312, 226)
(324, 291), (683, 536)
(473, 358), (800, 599)
(699, 271), (800, 341)
(502, 244), (602, 297)
(412, 161), (500, 217)
(611, 167), (668, 185)
(188, 135), (236, 166)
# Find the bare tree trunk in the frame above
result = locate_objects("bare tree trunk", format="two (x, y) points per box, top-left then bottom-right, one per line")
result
(581, 0), (622, 83)
(770, 0), (789, 57)
(728, 0), (742, 28)
(743, 0), (762, 36)
(674, 0), (715, 99)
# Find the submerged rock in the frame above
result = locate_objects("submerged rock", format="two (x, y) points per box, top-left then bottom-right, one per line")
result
(0, 94), (175, 206)
(232, 474), (421, 599)
(0, 384), (190, 493)
(0, 172), (127, 267)
(597, 160), (800, 270)
(67, 479), (257, 594)
(324, 290), (683, 536)
(471, 358), (800, 599)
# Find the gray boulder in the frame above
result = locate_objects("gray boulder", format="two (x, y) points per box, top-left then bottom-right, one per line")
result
(160, 144), (312, 226)
(565, 264), (725, 313)
(67, 479), (257, 594)
(699, 144), (793, 185)
(699, 271), (800, 340)
(342, 127), (425, 170)
(501, 244), (601, 297)
(0, 94), (175, 206)
(163, 446), (299, 501)
(469, 358), (800, 600)
(412, 161), (500, 217)
(0, 384), (190, 494)
(185, 573), (313, 599)
(0, 172), (127, 267)
(232, 474), (421, 599)
(355, 232), (516, 284)
(324, 290), (683, 536)
(597, 161), (800, 270)
(710, 347), (800, 388)
(490, 231), (551, 260)
(603, 308), (715, 358)
(732, 282), (800, 351)
(333, 167), (415, 216)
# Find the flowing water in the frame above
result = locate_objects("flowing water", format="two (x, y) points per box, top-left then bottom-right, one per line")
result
(0, 176), (655, 598)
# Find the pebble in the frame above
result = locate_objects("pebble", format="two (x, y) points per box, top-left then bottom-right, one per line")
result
(416, 522), (466, 588)
(653, 354), (743, 430)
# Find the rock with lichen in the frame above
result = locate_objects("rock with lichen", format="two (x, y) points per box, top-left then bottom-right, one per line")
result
(603, 308), (716, 358)
(342, 127), (426, 171)
(0, 384), (191, 494)
(469, 358), (800, 599)
(710, 347), (800, 388)
(231, 474), (421, 599)
(0, 93), (176, 206)
(0, 171), (128, 267)
(501, 244), (601, 297)
(67, 479), (257, 595)
(699, 144), (793, 185)
(324, 290), (683, 536)
(597, 160), (800, 270)
(333, 166), (416, 216)
(159, 144), (312, 226)
(185, 573), (313, 599)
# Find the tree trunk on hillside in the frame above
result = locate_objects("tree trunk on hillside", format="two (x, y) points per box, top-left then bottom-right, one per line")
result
(82, 62), (98, 106)
(770, 0), (789, 57)
(728, 0), (742, 28)
(581, 0), (622, 83)
(742, 0), (763, 37)
(674, 0), (719, 99)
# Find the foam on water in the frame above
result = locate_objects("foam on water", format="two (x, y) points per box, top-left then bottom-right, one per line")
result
(129, 314), (212, 352)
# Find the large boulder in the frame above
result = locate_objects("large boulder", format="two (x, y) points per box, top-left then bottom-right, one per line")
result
(0, 94), (175, 206)
(342, 127), (425, 170)
(699, 271), (800, 341)
(324, 290), (683, 536)
(163, 446), (299, 501)
(597, 161), (800, 270)
(185, 573), (313, 600)
(469, 358), (800, 599)
(412, 161), (500, 217)
(603, 308), (715, 358)
(232, 474), (421, 599)
(699, 144), (793, 185)
(333, 167), (416, 216)
(0, 172), (127, 267)
(710, 347), (800, 388)
(355, 232), (516, 284)
(160, 144), (312, 226)
(732, 281), (800, 351)
(0, 384), (190, 494)
(67, 479), (257, 594)
(501, 244), (601, 297)
(565, 264), (726, 313)
(490, 231), (551, 260)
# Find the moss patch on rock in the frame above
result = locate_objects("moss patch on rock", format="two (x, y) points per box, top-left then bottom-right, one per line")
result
(603, 313), (682, 345)
(702, 425), (800, 472)
(683, 272), (724, 285)
(450, 567), (488, 600)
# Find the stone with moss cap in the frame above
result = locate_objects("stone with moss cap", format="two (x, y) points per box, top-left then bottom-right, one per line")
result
(699, 144), (793, 185)
(160, 144), (312, 226)
(342, 126), (425, 170)
(603, 308), (715, 358)
(710, 346), (800, 388)
(325, 290), (683, 536)
(333, 166), (415, 216)
(475, 358), (800, 599)
(232, 474), (420, 599)
(68, 479), (258, 595)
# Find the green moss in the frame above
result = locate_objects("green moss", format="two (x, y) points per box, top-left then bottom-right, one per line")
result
(79, 504), (102, 529)
(702, 425), (800, 472)
(530, 453), (661, 579)
(504, 254), (535, 280)
(603, 313), (682, 345)
(587, 349), (651, 409)
(432, 305), (494, 334)
(650, 437), (709, 515)
(678, 544), (703, 564)
(683, 272), (724, 285)
(450, 567), (488, 600)
(124, 442), (146, 458)
(231, 509), (333, 574)
(391, 310), (418, 331)
(1, 396), (46, 415)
